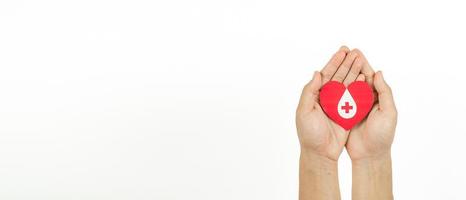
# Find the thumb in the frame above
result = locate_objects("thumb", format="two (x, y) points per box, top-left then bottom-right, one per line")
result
(307, 71), (322, 95)
(298, 71), (322, 111)
(373, 71), (395, 110)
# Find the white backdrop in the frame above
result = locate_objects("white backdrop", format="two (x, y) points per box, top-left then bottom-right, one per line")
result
(1, 0), (466, 199)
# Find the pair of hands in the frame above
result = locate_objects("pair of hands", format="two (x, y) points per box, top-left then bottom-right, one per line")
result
(296, 46), (397, 163)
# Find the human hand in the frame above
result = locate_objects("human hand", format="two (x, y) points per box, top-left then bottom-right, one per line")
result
(345, 50), (398, 161)
(296, 46), (361, 161)
(297, 47), (397, 200)
(344, 50), (396, 200)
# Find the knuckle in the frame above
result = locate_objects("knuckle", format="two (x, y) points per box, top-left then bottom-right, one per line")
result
(302, 82), (318, 95)
(350, 65), (362, 77)
(321, 71), (333, 78)
(386, 85), (393, 93)
(353, 58), (363, 69)
(333, 74), (345, 81)
(350, 49), (360, 57)
(341, 63), (351, 69)
(302, 83), (311, 93)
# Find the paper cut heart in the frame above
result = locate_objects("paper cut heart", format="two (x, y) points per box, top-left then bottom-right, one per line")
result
(319, 81), (374, 130)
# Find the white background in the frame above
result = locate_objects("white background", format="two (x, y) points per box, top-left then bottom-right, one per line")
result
(1, 0), (466, 199)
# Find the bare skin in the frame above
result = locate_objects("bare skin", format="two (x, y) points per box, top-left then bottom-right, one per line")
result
(346, 50), (397, 200)
(296, 47), (397, 200)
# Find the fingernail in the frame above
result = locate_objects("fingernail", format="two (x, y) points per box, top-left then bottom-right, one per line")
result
(378, 71), (385, 82)
(339, 45), (348, 51)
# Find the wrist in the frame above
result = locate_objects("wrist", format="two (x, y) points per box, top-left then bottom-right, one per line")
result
(351, 150), (392, 165)
(351, 151), (391, 168)
(300, 145), (341, 162)
(352, 152), (392, 177)
(299, 148), (341, 200)
(300, 148), (338, 175)
(351, 152), (393, 200)
(300, 148), (339, 166)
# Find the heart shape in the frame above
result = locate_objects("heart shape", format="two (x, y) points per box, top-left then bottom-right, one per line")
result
(319, 81), (374, 130)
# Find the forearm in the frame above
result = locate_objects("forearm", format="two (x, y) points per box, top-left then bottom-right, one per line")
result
(299, 149), (341, 200)
(351, 152), (393, 200)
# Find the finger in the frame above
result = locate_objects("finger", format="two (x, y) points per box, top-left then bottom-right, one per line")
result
(343, 56), (363, 86)
(373, 71), (395, 110)
(352, 49), (375, 87)
(355, 73), (375, 101)
(298, 71), (322, 111)
(356, 74), (365, 81)
(331, 50), (358, 82)
(321, 46), (350, 83)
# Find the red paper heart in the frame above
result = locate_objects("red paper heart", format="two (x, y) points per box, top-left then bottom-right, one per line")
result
(319, 81), (374, 130)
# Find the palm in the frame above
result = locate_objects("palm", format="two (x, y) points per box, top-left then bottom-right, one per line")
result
(346, 103), (397, 160)
(297, 102), (348, 161)
(297, 46), (369, 161)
